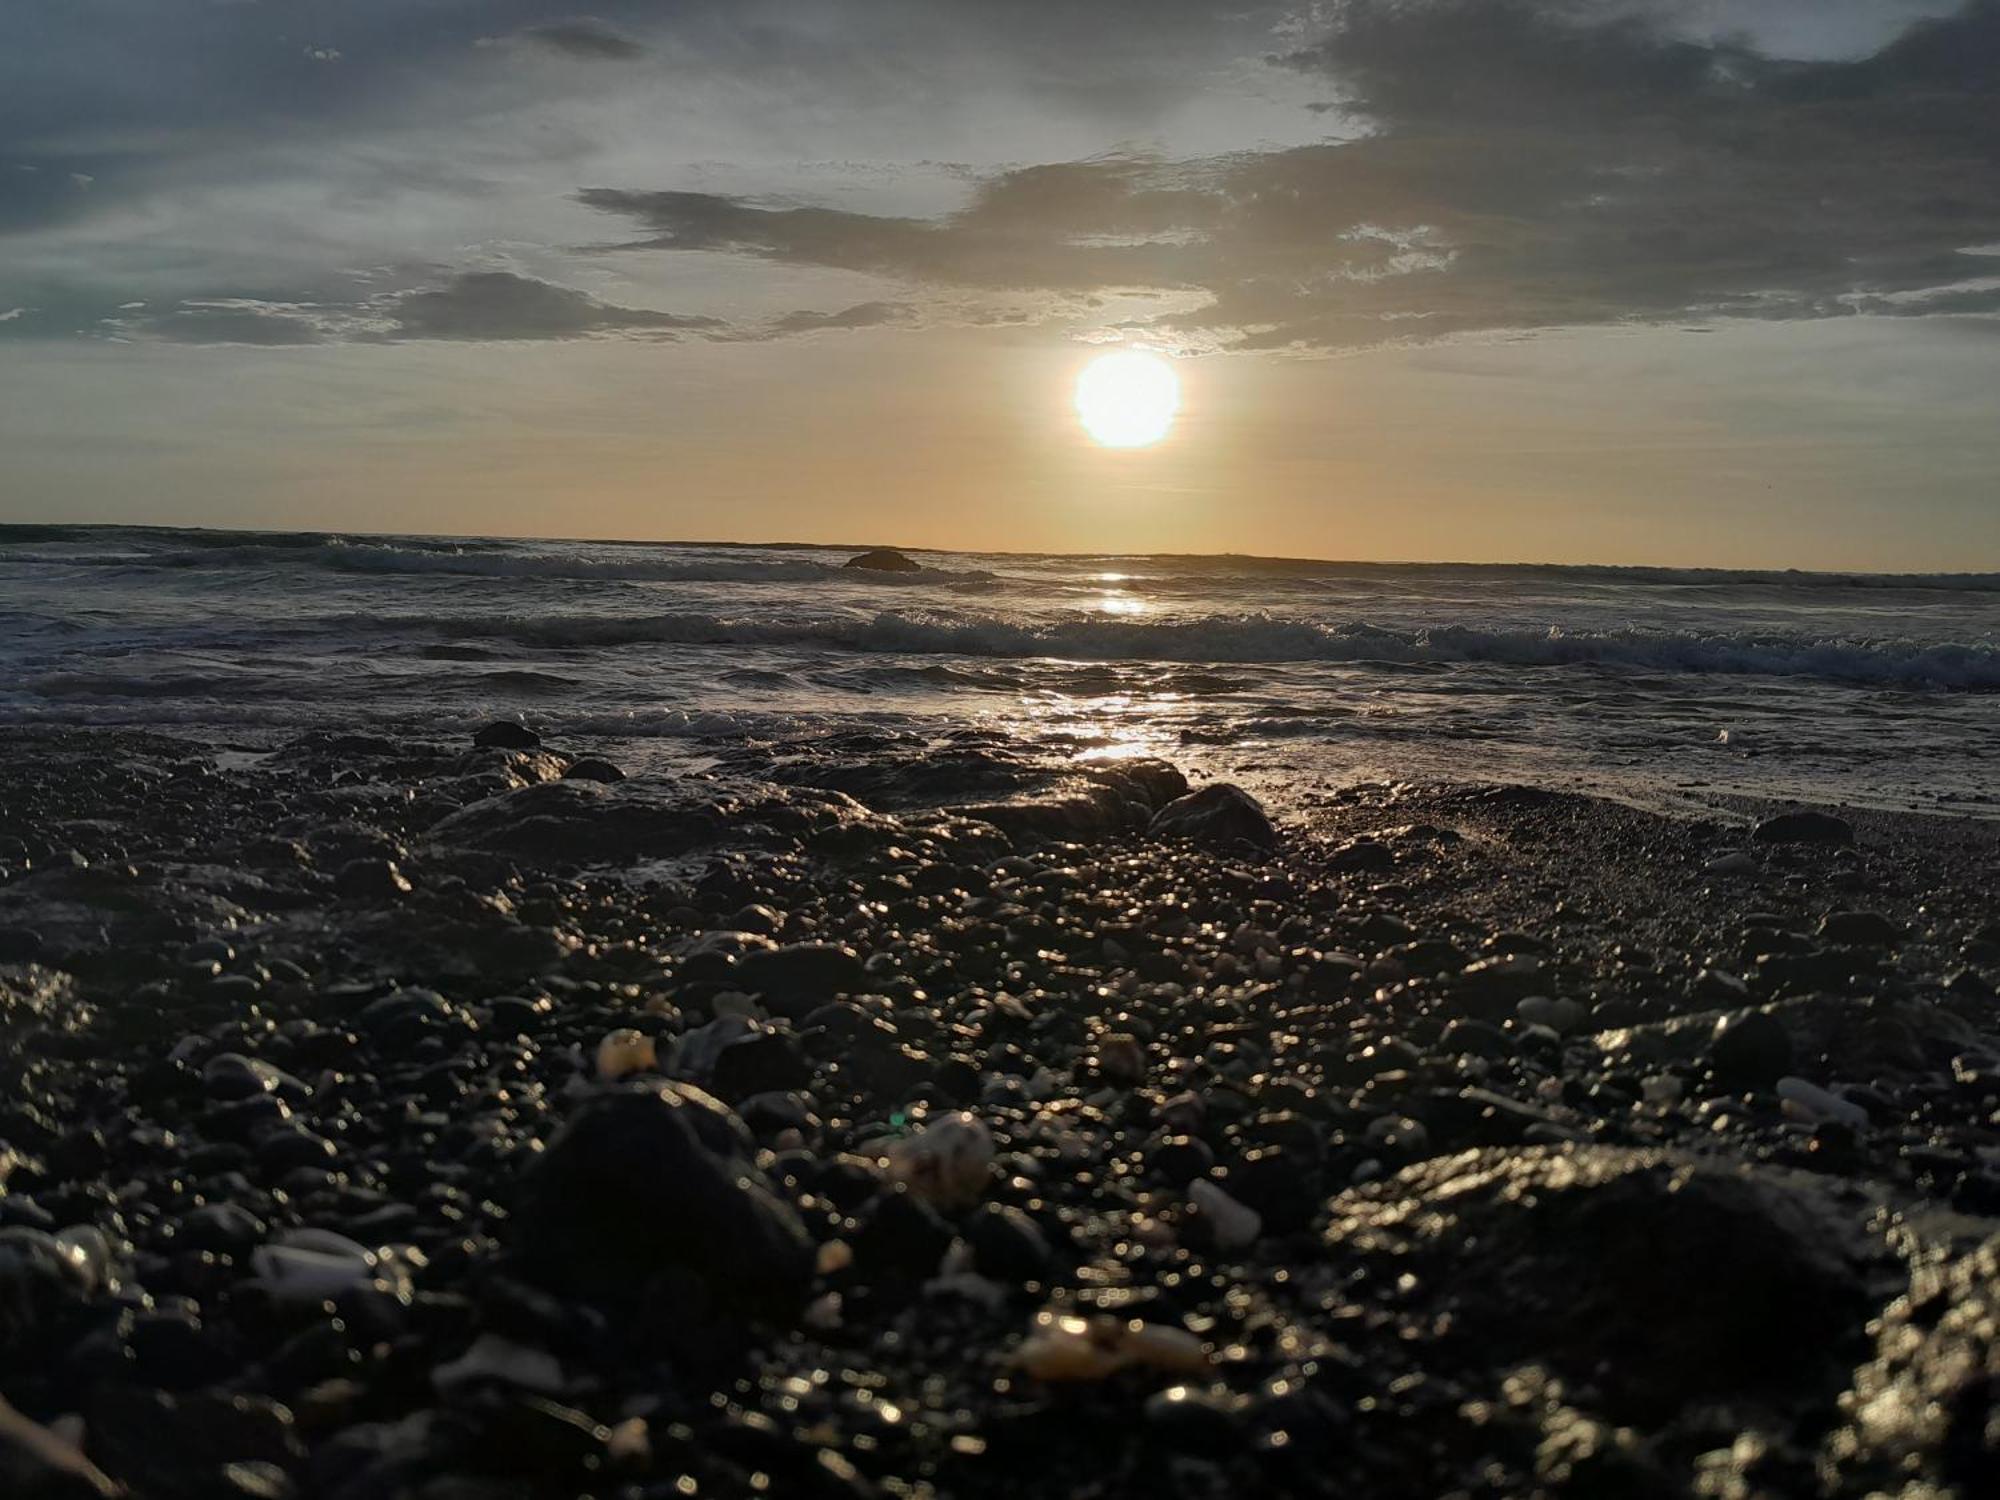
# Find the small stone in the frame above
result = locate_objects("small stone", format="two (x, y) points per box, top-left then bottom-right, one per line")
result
(1188, 1178), (1262, 1252)
(1705, 851), (1760, 876)
(1012, 1310), (1211, 1382)
(1516, 996), (1585, 1034)
(968, 1204), (1054, 1283)
(881, 1112), (995, 1210)
(433, 1333), (564, 1397)
(1753, 810), (1854, 845)
(0, 1394), (120, 1498)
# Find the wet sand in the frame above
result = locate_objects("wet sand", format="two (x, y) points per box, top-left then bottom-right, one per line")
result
(2, 722), (1998, 1498)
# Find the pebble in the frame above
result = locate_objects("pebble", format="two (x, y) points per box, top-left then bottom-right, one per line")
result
(1709, 1009), (1793, 1087)
(1012, 1310), (1212, 1382)
(1517, 996), (1586, 1034)
(1776, 1076), (1870, 1130)
(1189, 1178), (1263, 1251)
(882, 1112), (996, 1210)
(0, 1394), (120, 1498)
(432, 1333), (565, 1397)
(249, 1230), (395, 1302)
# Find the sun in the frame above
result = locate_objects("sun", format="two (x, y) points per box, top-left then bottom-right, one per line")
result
(1075, 349), (1181, 448)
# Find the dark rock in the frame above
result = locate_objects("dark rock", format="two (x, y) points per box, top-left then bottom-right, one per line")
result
(708, 1030), (813, 1102)
(734, 943), (867, 1019)
(849, 1186), (954, 1279)
(1709, 1008), (1794, 1087)
(331, 859), (412, 899)
(516, 1082), (813, 1319)
(1148, 783), (1277, 852)
(472, 722), (541, 750)
(0, 1394), (120, 1499)
(562, 758), (625, 784)
(1323, 1146), (1881, 1421)
(842, 548), (922, 572)
(1327, 837), (1394, 873)
(968, 1203), (1053, 1283)
(1753, 811), (1854, 845)
(1819, 910), (1900, 947)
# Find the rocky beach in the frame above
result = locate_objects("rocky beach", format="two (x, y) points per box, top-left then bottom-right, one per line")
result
(2, 719), (1998, 1499)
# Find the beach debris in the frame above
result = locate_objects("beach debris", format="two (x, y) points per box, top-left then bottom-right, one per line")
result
(1013, 1309), (1212, 1383)
(1188, 1178), (1262, 1251)
(1147, 783), (1277, 851)
(594, 1028), (658, 1082)
(882, 1111), (996, 1209)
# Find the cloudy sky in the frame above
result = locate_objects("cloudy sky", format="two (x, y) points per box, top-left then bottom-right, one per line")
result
(3, 0), (1996, 567)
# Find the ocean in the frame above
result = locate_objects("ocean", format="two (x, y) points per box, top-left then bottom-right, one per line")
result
(3, 523), (1995, 815)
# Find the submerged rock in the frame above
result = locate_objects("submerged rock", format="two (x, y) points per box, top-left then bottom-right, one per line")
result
(516, 1083), (814, 1319)
(1148, 783), (1277, 852)
(473, 721), (541, 750)
(841, 547), (922, 572)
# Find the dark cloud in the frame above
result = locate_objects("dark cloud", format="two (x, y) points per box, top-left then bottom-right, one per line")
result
(579, 0), (2000, 350)
(91, 273), (722, 346)
(769, 301), (914, 333)
(378, 270), (717, 341)
(502, 18), (647, 60)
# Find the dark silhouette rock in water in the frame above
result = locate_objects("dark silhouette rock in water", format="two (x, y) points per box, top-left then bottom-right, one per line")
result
(1148, 783), (1277, 851)
(842, 547), (922, 572)
(516, 1082), (813, 1320)
(473, 720), (541, 750)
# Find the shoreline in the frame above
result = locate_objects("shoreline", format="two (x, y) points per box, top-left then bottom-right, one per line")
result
(3, 723), (1998, 1497)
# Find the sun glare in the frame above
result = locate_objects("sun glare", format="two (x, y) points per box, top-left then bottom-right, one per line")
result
(1075, 350), (1181, 448)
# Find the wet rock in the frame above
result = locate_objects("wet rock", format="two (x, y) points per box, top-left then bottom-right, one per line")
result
(1832, 1231), (2000, 1495)
(842, 548), (922, 572)
(849, 1186), (954, 1279)
(562, 758), (625, 784)
(880, 1112), (995, 1210)
(1188, 1178), (1262, 1252)
(516, 1082), (813, 1319)
(1753, 810), (1854, 845)
(1709, 1008), (1794, 1087)
(734, 942), (866, 1019)
(472, 722), (541, 750)
(1819, 910), (1899, 947)
(0, 1395), (120, 1498)
(331, 859), (412, 899)
(968, 1204), (1054, 1283)
(1323, 1146), (1882, 1421)
(1148, 783), (1277, 852)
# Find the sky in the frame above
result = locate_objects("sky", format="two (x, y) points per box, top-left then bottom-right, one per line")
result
(2, 0), (1997, 569)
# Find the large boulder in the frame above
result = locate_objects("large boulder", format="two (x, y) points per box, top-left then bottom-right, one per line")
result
(1323, 1145), (1882, 1422)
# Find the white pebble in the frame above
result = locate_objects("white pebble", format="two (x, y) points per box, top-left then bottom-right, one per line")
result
(594, 1028), (658, 1082)
(1776, 1076), (1869, 1130)
(884, 1113), (996, 1209)
(433, 1334), (564, 1396)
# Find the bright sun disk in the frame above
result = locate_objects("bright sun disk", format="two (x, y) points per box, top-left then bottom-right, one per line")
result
(1075, 350), (1180, 448)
